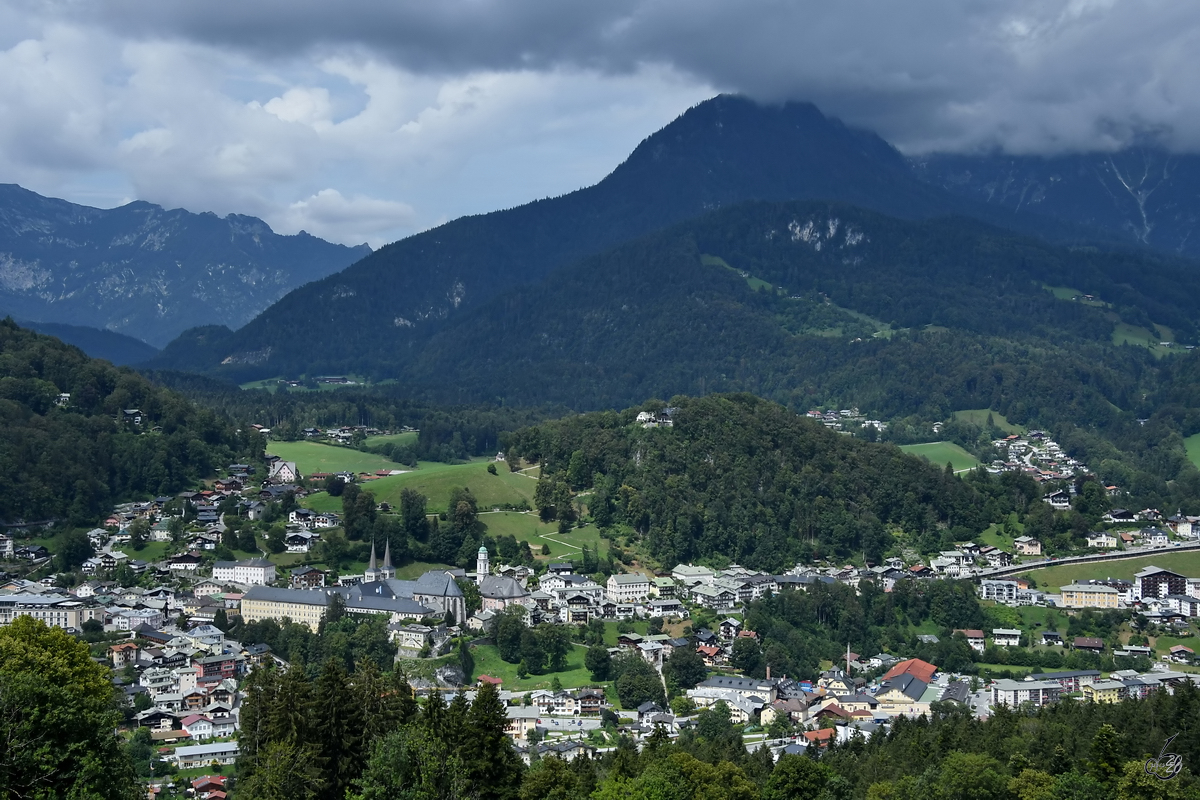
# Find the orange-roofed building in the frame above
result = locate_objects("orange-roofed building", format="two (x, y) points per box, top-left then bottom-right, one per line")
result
(803, 728), (837, 748)
(881, 658), (937, 684)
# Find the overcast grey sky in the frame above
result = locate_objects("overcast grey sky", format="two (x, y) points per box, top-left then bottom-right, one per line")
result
(1, 0), (1196, 246)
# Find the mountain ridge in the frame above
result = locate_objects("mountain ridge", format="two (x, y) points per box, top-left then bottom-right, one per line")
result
(150, 94), (1164, 379)
(146, 96), (991, 378)
(0, 183), (370, 346)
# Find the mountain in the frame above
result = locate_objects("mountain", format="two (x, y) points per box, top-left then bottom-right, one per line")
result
(386, 200), (1200, 511)
(17, 319), (159, 365)
(0, 184), (370, 346)
(402, 199), (1193, 406)
(150, 95), (994, 378)
(913, 147), (1200, 259)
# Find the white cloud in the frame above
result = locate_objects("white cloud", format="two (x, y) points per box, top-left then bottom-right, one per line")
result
(281, 189), (414, 247)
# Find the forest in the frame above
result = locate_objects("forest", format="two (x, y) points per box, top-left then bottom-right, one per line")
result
(0, 319), (256, 524)
(507, 394), (1043, 569)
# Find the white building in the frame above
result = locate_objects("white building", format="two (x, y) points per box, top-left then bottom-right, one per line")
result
(671, 564), (715, 586)
(606, 573), (651, 603)
(980, 580), (1019, 605)
(267, 460), (299, 484)
(212, 558), (276, 586)
(992, 679), (1060, 708)
(991, 629), (1022, 647)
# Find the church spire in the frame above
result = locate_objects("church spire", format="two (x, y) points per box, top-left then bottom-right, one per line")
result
(382, 539), (395, 580)
(365, 539), (378, 581)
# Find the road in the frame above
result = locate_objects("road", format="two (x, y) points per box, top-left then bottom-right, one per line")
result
(975, 540), (1200, 581)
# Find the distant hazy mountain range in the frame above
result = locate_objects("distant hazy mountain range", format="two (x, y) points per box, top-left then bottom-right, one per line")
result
(0, 184), (369, 347)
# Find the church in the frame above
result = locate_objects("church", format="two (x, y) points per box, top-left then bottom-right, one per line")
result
(335, 539), (468, 625)
(476, 543), (531, 612)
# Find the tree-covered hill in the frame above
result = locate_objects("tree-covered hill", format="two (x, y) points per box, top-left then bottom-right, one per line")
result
(0, 319), (255, 524)
(505, 394), (1024, 570)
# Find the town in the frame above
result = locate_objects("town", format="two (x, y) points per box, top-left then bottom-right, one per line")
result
(3, 424), (1200, 796)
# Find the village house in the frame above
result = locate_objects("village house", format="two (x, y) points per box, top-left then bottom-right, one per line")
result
(605, 573), (651, 603)
(1013, 536), (1042, 556)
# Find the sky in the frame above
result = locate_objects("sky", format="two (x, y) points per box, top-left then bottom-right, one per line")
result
(2, 0), (1198, 247)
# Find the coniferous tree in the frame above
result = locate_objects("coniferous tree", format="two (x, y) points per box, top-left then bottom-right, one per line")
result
(464, 682), (524, 800)
(312, 658), (366, 800)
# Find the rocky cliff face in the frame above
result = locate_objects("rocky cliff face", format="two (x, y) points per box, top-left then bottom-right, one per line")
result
(0, 185), (370, 346)
(913, 148), (1200, 258)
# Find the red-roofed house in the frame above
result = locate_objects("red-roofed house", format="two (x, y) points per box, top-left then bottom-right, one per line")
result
(180, 714), (214, 740)
(803, 728), (837, 748)
(697, 644), (724, 666)
(954, 629), (986, 652)
(881, 658), (937, 684)
(110, 642), (140, 667)
(1169, 645), (1194, 663)
(477, 675), (503, 687)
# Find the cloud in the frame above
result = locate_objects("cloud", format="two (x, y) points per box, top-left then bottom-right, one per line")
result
(68, 0), (1200, 154)
(281, 189), (414, 247)
(3, 1), (1200, 248)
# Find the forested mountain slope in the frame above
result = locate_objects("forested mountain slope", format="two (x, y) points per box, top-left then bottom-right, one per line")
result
(18, 320), (159, 365)
(147, 95), (988, 379)
(0, 319), (255, 524)
(427, 201), (1200, 512)
(0, 184), (369, 346)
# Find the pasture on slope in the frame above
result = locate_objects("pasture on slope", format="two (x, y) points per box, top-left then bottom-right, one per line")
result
(898, 441), (981, 473)
(266, 440), (401, 475)
(304, 459), (537, 514)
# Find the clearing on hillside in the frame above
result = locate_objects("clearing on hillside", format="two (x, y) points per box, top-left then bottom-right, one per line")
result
(266, 440), (402, 476)
(1186, 433), (1200, 470)
(952, 409), (1024, 435)
(899, 441), (981, 473)
(364, 431), (419, 448)
(304, 459), (536, 515)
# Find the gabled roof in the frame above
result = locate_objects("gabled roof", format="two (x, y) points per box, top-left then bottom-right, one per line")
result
(881, 658), (937, 684)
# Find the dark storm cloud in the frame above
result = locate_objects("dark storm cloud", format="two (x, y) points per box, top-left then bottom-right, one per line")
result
(72, 0), (1200, 153)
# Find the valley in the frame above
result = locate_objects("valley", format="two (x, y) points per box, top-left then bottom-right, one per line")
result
(6, 91), (1200, 800)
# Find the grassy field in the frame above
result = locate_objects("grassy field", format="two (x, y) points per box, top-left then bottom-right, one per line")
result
(1185, 433), (1200, 470)
(115, 542), (171, 562)
(364, 431), (419, 448)
(469, 643), (600, 692)
(977, 516), (1024, 551)
(537, 524), (609, 559)
(701, 254), (775, 292)
(1112, 322), (1179, 358)
(953, 409), (1024, 435)
(899, 441), (981, 472)
(480, 512), (557, 542)
(267, 441), (402, 476)
(1015, 550), (1200, 589)
(306, 459), (537, 514)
